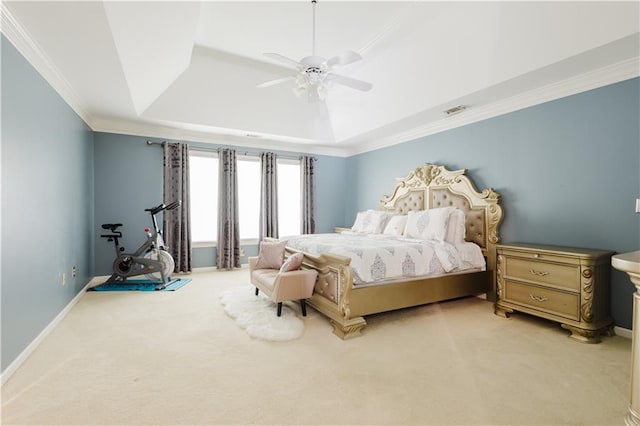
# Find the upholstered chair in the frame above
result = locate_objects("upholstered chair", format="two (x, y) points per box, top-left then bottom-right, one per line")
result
(249, 254), (318, 316)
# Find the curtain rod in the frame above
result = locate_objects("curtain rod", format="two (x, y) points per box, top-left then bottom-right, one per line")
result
(146, 140), (317, 161)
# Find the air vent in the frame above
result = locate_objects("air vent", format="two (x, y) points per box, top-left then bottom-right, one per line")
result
(444, 105), (467, 116)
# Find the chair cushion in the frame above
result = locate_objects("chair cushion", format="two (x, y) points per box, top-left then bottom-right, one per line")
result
(251, 269), (279, 292)
(280, 252), (304, 272)
(255, 240), (287, 269)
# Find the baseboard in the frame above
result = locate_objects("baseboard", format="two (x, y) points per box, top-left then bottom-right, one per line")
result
(88, 275), (109, 288)
(614, 326), (632, 340)
(0, 277), (101, 385)
(191, 266), (218, 272)
(192, 264), (248, 273)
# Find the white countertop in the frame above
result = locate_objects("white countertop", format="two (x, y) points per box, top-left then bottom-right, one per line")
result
(612, 250), (640, 274)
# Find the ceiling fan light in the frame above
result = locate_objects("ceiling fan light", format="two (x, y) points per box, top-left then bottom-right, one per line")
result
(316, 84), (328, 101)
(306, 68), (324, 85)
(295, 73), (307, 88)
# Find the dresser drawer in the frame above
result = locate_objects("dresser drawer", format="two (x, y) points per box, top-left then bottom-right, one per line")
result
(503, 280), (580, 321)
(504, 257), (581, 291)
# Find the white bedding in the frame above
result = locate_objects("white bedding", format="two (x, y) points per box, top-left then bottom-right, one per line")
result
(284, 232), (485, 285)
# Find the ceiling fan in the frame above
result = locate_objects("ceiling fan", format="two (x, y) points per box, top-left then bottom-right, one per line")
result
(257, 0), (373, 102)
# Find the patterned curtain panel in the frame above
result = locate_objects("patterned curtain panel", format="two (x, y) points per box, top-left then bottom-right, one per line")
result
(217, 148), (241, 270)
(259, 152), (279, 241)
(301, 156), (316, 234)
(162, 142), (192, 273)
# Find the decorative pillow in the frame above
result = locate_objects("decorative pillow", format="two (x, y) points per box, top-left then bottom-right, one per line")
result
(404, 207), (455, 242)
(383, 215), (408, 236)
(351, 210), (390, 234)
(280, 252), (304, 272)
(445, 209), (467, 244)
(403, 210), (427, 239)
(351, 211), (368, 232)
(365, 211), (391, 233)
(255, 240), (287, 269)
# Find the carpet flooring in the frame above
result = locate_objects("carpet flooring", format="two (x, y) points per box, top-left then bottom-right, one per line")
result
(1, 267), (632, 425)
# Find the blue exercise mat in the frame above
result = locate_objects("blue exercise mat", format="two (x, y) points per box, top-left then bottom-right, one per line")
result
(88, 278), (191, 292)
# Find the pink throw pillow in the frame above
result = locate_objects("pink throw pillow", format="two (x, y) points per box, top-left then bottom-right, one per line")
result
(255, 240), (287, 269)
(280, 252), (304, 272)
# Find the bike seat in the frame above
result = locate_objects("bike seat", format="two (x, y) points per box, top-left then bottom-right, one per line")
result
(101, 223), (122, 231)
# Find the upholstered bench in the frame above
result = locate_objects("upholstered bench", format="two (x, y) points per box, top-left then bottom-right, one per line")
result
(249, 253), (318, 317)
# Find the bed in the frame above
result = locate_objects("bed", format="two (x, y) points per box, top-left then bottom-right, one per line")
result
(285, 163), (503, 339)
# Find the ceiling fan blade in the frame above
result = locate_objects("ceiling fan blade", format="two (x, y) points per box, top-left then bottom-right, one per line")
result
(324, 50), (362, 68)
(263, 53), (301, 70)
(257, 76), (295, 89)
(326, 73), (372, 92)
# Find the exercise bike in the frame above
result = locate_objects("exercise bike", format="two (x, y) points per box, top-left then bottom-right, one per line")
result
(100, 200), (181, 290)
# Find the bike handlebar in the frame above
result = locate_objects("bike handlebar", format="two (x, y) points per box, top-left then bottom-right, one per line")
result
(164, 200), (181, 211)
(145, 200), (181, 215)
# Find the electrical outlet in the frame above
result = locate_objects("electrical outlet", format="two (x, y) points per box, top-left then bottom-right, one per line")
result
(636, 198), (640, 214)
(61, 273), (66, 286)
(71, 266), (77, 278)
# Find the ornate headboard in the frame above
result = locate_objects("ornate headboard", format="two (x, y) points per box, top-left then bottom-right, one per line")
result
(379, 163), (503, 283)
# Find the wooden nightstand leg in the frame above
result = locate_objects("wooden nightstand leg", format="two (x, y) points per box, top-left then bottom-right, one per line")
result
(494, 305), (513, 318)
(602, 324), (616, 337)
(561, 324), (601, 344)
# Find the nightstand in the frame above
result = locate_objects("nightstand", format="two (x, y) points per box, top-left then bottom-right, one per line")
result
(495, 243), (614, 343)
(334, 227), (351, 233)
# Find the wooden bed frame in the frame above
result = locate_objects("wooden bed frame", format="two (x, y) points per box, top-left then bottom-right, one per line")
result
(286, 163), (503, 339)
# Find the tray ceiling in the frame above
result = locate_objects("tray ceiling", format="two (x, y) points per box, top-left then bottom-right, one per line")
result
(2, 1), (639, 156)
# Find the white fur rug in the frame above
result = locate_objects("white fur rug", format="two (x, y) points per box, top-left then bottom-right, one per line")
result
(219, 285), (304, 341)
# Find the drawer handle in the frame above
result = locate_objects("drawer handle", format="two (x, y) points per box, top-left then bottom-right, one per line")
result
(529, 294), (549, 302)
(529, 268), (549, 277)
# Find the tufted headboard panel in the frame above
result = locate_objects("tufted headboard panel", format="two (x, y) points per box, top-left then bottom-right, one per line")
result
(389, 190), (425, 214)
(380, 163), (503, 257)
(431, 188), (487, 249)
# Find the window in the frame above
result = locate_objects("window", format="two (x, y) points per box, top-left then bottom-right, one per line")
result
(189, 151), (303, 245)
(237, 156), (260, 241)
(189, 152), (218, 244)
(277, 159), (301, 237)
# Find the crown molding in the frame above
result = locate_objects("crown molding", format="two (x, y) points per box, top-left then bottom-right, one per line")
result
(1, 3), (93, 126)
(91, 117), (348, 158)
(344, 56), (640, 157)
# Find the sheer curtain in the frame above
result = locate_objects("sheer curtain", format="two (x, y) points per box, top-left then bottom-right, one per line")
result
(217, 148), (241, 270)
(259, 152), (278, 241)
(162, 142), (191, 272)
(301, 156), (316, 234)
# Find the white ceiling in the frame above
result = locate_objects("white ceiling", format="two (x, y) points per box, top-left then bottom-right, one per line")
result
(2, 1), (639, 156)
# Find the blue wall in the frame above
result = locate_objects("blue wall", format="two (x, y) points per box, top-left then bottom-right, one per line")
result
(94, 133), (164, 275)
(345, 78), (640, 329)
(1, 36), (95, 372)
(93, 133), (347, 274)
